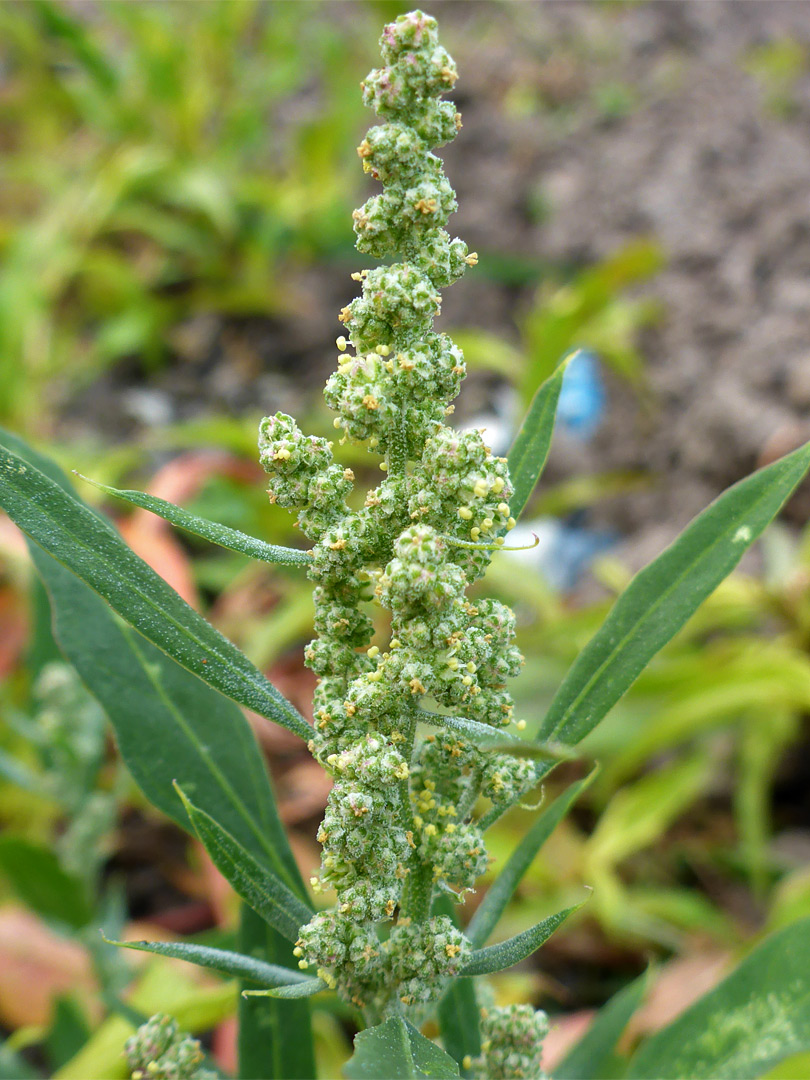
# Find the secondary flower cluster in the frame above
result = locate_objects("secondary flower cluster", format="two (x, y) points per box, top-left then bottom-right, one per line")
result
(295, 911), (470, 1018)
(259, 9), (537, 1025)
(125, 1014), (215, 1080)
(469, 1006), (550, 1080)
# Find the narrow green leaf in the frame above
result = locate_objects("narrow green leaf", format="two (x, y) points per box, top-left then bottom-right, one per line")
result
(1, 430), (315, 1077)
(0, 836), (92, 929)
(460, 903), (581, 977)
(175, 784), (312, 941)
(344, 1017), (460, 1079)
(416, 709), (520, 749)
(237, 905), (316, 1080)
(242, 978), (326, 1000)
(628, 916), (810, 1079)
(507, 354), (572, 521)
(0, 439), (311, 741)
(24, 538), (304, 902)
(467, 769), (598, 949)
(554, 968), (651, 1080)
(103, 936), (310, 988)
(435, 894), (481, 1074)
(76, 475), (312, 567)
(477, 740), (580, 762)
(539, 440), (810, 746)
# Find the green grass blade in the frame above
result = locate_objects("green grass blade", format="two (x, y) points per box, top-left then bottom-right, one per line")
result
(460, 903), (581, 977)
(507, 355), (571, 521)
(175, 784), (312, 941)
(242, 978), (327, 1000)
(539, 440), (810, 745)
(467, 768), (598, 949)
(554, 967), (651, 1079)
(103, 936), (310, 987)
(0, 439), (311, 741)
(628, 917), (810, 1079)
(77, 475), (312, 567)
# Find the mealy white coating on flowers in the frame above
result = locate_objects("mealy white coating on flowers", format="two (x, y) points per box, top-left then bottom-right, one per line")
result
(125, 1014), (216, 1080)
(258, 9), (535, 1029)
(469, 1005), (550, 1080)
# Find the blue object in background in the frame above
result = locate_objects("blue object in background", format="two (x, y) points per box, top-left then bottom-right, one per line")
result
(508, 517), (616, 593)
(557, 349), (606, 440)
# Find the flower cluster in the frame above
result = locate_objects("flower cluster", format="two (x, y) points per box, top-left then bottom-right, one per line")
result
(469, 1005), (550, 1080)
(259, 9), (537, 1025)
(124, 1014), (215, 1080)
(295, 912), (469, 1018)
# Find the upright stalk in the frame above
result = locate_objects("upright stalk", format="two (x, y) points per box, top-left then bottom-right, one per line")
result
(260, 8), (536, 1023)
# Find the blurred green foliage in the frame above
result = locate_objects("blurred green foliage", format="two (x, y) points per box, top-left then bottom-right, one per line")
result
(0, 0), (381, 430)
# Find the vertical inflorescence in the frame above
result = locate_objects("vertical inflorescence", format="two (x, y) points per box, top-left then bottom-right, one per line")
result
(259, 9), (536, 1022)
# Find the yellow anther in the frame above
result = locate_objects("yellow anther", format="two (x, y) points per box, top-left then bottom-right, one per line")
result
(298, 959), (309, 969)
(389, 638), (401, 649)
(445, 822), (457, 833)
(293, 946), (303, 956)
(447, 658), (459, 670)
(424, 823), (438, 836)
(333, 417), (342, 428)
(351, 271), (363, 281)
(470, 527), (481, 541)
(481, 518), (493, 531)
(462, 675), (473, 686)
(343, 468), (355, 481)
(465, 252), (479, 267)
(380, 461), (388, 471)
(516, 719), (527, 730)
(507, 516), (516, 529)
(273, 447), (291, 461)
(362, 394), (379, 410)
(376, 344), (391, 356)
(473, 481), (489, 498)
(458, 506), (473, 520)
(466, 662), (477, 673)
(336, 336), (348, 351)
(369, 436), (379, 448)
(492, 477), (505, 494)
(367, 645), (380, 658)
(498, 502), (510, 515)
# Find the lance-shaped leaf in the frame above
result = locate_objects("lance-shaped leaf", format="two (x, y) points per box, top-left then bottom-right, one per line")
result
(103, 936), (311, 988)
(555, 967), (651, 1080)
(507, 354), (571, 521)
(467, 769), (598, 949)
(460, 903), (581, 977)
(0, 429), (315, 1078)
(344, 1017), (460, 1080)
(242, 978), (327, 1000)
(539, 439), (810, 746)
(416, 709), (520, 749)
(77, 475), (312, 567)
(175, 784), (312, 942)
(0, 440), (311, 741)
(628, 916), (810, 1079)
